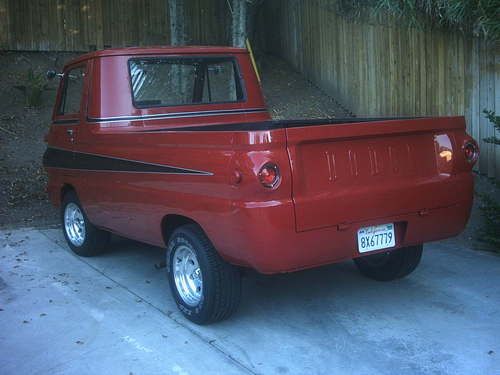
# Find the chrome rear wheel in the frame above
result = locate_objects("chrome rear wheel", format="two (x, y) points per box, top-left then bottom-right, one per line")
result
(167, 224), (241, 324)
(173, 245), (203, 306)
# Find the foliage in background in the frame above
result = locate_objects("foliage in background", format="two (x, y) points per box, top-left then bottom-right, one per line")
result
(14, 68), (48, 108)
(478, 191), (500, 251)
(335, 0), (500, 41)
(483, 109), (500, 145)
(478, 111), (500, 252)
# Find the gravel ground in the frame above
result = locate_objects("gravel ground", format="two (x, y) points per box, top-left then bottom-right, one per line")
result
(259, 56), (352, 119)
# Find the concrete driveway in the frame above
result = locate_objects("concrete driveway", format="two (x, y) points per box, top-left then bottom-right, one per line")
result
(1, 228), (499, 375)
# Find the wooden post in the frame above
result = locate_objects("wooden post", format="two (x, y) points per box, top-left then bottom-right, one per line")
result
(0, 0), (10, 50)
(231, 0), (247, 47)
(169, 0), (186, 46)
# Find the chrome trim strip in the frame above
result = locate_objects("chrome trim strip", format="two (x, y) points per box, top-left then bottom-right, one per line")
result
(87, 108), (267, 123)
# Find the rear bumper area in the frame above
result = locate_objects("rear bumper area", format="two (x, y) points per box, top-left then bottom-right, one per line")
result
(207, 175), (473, 274)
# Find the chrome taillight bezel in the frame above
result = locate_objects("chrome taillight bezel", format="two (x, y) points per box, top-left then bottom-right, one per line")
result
(258, 162), (281, 189)
(463, 141), (479, 164)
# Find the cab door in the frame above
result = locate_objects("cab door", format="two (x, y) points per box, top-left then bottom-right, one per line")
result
(45, 63), (88, 208)
(50, 64), (87, 151)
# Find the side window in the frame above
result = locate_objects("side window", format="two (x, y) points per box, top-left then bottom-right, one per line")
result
(129, 57), (244, 108)
(58, 66), (86, 115)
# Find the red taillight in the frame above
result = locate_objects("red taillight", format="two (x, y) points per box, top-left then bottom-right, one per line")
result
(463, 141), (479, 164)
(258, 163), (280, 188)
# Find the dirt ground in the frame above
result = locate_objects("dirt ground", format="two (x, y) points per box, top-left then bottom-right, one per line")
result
(0, 52), (78, 227)
(0, 50), (498, 253)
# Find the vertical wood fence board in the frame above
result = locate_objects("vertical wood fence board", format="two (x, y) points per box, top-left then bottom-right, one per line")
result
(0, 0), (9, 49)
(479, 40), (491, 173)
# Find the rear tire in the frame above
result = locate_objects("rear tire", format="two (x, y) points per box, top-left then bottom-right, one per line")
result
(61, 191), (110, 257)
(354, 245), (423, 281)
(166, 224), (241, 324)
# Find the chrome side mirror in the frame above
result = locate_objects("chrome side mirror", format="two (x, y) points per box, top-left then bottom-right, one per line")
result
(46, 70), (64, 80)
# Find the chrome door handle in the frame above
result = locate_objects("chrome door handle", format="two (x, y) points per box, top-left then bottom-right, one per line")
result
(66, 128), (75, 143)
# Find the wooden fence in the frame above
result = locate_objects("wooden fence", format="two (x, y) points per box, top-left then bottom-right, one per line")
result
(1, 0), (499, 177)
(0, 0), (230, 51)
(264, 0), (500, 178)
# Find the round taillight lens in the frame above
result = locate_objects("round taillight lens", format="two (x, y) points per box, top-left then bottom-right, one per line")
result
(258, 163), (280, 188)
(464, 141), (478, 163)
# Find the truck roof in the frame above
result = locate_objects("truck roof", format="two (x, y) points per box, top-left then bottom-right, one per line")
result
(65, 46), (249, 67)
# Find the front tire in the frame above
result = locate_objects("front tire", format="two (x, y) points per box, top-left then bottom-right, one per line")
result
(166, 224), (241, 324)
(61, 191), (110, 256)
(354, 245), (423, 281)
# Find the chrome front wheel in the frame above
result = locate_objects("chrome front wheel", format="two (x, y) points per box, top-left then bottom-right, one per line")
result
(173, 245), (203, 306)
(64, 202), (86, 246)
(61, 191), (109, 257)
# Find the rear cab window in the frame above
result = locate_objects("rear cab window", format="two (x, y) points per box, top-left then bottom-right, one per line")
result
(128, 56), (245, 108)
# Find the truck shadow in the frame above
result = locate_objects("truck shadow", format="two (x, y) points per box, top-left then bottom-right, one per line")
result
(237, 261), (425, 322)
(98, 235), (428, 325)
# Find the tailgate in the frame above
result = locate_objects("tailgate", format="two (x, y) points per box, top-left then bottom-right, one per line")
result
(286, 117), (469, 232)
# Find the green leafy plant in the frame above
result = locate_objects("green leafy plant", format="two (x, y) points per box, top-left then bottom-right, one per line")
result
(476, 110), (500, 251)
(335, 0), (500, 42)
(477, 192), (500, 251)
(14, 68), (48, 108)
(483, 109), (500, 145)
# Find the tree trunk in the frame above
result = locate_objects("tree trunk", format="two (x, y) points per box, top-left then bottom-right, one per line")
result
(231, 0), (247, 47)
(168, 0), (189, 101)
(169, 0), (186, 46)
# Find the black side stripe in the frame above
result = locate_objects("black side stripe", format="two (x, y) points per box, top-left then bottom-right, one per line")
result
(136, 116), (424, 132)
(43, 147), (212, 175)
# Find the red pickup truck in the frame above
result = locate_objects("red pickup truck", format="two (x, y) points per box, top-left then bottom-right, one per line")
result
(44, 46), (478, 324)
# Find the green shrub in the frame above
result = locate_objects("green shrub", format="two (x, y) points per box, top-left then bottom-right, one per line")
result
(14, 68), (48, 108)
(478, 192), (500, 251)
(477, 110), (500, 251)
(483, 109), (500, 145)
(335, 0), (500, 42)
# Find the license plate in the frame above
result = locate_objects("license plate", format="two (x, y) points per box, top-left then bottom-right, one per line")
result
(357, 223), (395, 253)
